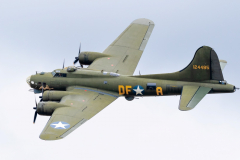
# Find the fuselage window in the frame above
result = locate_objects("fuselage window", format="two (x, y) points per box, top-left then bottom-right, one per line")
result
(147, 83), (156, 90)
(51, 71), (56, 77)
(54, 73), (67, 77)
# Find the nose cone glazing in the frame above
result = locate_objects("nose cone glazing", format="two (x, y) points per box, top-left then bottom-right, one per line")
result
(26, 76), (31, 86)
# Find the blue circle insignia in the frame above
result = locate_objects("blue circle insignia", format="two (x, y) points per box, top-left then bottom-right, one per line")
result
(50, 121), (70, 129)
(133, 85), (145, 95)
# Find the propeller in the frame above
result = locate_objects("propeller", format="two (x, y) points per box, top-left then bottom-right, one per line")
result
(33, 82), (46, 124)
(73, 43), (83, 68)
(33, 97), (38, 123)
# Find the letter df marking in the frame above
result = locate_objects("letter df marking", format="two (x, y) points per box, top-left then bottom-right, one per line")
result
(118, 85), (132, 95)
(118, 85), (125, 95)
(125, 86), (132, 95)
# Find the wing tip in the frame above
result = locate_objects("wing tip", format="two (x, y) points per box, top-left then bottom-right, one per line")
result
(39, 133), (63, 141)
(132, 18), (154, 25)
(220, 59), (227, 63)
(219, 59), (227, 71)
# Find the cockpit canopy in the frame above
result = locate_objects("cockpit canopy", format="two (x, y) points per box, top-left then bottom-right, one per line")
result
(51, 71), (67, 77)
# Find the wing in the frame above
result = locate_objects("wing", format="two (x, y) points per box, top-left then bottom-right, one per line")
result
(39, 87), (118, 140)
(88, 18), (155, 75)
(179, 86), (211, 111)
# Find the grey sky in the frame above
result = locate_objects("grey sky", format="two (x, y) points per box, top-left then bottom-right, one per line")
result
(0, 0), (240, 159)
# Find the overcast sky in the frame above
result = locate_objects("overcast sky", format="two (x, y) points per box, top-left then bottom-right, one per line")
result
(0, 0), (240, 160)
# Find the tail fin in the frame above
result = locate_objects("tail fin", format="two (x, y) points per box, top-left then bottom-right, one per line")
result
(138, 46), (224, 82)
(177, 46), (224, 81)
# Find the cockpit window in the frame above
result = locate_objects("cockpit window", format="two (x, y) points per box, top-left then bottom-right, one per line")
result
(54, 73), (67, 77)
(51, 71), (56, 77)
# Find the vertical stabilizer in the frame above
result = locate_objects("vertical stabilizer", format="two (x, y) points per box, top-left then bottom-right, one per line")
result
(178, 46), (224, 81)
(135, 46), (224, 82)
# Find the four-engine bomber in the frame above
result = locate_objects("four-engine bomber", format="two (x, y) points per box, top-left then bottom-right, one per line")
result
(26, 18), (237, 140)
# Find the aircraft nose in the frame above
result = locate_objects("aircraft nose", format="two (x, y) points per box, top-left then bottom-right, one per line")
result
(26, 76), (31, 86)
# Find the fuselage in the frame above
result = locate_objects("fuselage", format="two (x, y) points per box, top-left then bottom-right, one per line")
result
(26, 68), (235, 98)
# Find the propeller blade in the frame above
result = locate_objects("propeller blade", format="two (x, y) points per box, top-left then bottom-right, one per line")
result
(40, 82), (44, 101)
(73, 42), (82, 66)
(78, 43), (81, 56)
(33, 111), (37, 124)
(35, 97), (37, 107)
(62, 59), (65, 69)
(73, 58), (79, 64)
(32, 92), (39, 124)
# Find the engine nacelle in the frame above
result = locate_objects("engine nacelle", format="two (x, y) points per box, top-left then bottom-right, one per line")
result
(43, 91), (80, 101)
(79, 52), (110, 65)
(37, 102), (69, 116)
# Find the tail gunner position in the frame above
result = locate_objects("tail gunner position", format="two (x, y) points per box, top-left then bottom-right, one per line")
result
(26, 18), (237, 140)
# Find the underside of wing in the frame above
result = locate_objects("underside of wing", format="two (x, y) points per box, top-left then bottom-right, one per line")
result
(39, 87), (118, 140)
(179, 86), (211, 111)
(88, 18), (155, 75)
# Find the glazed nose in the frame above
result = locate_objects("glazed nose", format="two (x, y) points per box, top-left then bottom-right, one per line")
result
(26, 76), (31, 86)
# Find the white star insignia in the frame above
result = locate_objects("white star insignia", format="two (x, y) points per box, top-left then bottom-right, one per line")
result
(133, 85), (144, 95)
(51, 122), (69, 129)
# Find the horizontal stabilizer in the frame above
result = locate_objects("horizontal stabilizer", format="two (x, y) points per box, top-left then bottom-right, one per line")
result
(219, 60), (227, 71)
(179, 86), (211, 111)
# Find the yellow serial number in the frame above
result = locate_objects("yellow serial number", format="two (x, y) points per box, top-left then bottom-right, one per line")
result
(193, 65), (209, 70)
